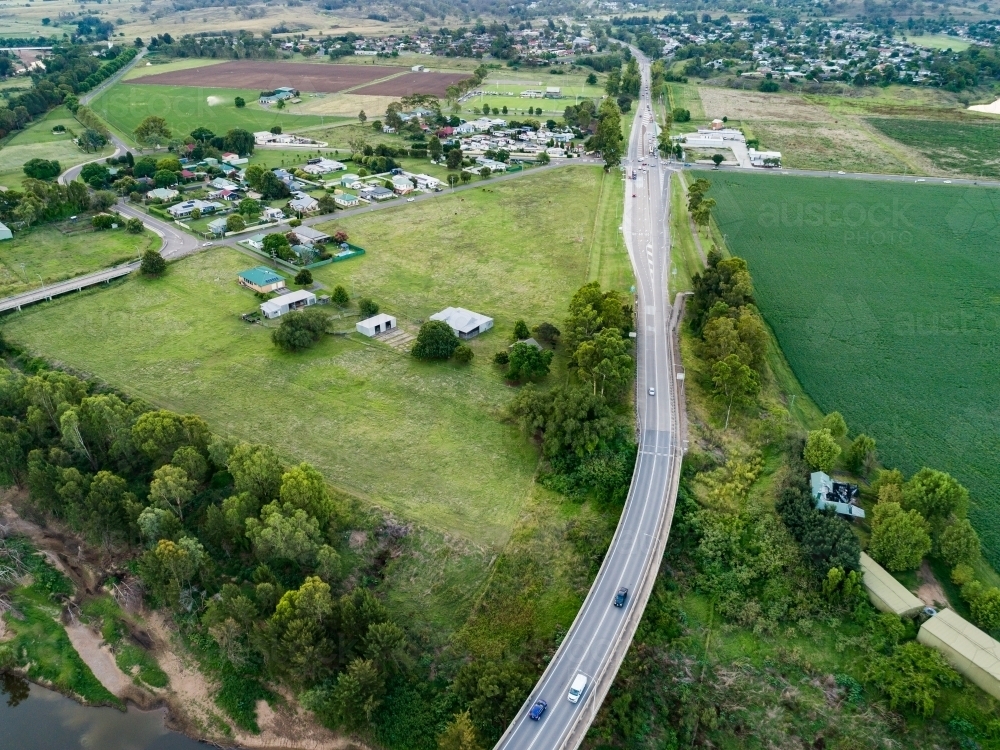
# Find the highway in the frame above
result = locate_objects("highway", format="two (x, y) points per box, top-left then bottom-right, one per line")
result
(493, 49), (684, 750)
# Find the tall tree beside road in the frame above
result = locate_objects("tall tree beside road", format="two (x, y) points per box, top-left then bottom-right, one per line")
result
(134, 116), (171, 148)
(223, 128), (254, 156)
(592, 99), (624, 171)
(711, 354), (759, 429)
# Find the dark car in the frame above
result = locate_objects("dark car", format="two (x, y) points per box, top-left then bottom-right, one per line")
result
(614, 587), (628, 607)
(529, 699), (547, 720)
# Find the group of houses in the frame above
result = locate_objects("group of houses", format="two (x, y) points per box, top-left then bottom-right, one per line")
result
(672, 123), (781, 169)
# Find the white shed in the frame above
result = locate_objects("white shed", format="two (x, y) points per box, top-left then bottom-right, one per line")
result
(260, 289), (316, 319)
(356, 313), (397, 337)
(0, 222), (11, 241)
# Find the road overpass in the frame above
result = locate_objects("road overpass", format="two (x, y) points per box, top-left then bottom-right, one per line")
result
(493, 49), (685, 750)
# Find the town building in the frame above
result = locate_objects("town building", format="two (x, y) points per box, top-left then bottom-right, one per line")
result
(239, 266), (286, 294)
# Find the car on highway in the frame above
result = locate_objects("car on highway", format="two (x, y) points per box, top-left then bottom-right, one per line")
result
(614, 587), (628, 607)
(648, 387), (655, 396)
(916, 178), (926, 182)
(529, 699), (547, 720)
(944, 180), (952, 184)
(838, 171), (845, 175)
(568, 674), (588, 704)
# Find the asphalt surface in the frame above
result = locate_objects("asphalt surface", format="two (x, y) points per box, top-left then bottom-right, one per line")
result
(0, 263), (138, 313)
(492, 51), (684, 750)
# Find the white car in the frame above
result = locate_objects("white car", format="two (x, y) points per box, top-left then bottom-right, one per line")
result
(568, 674), (588, 704)
(837, 171), (845, 175)
(648, 387), (655, 396)
(916, 178), (926, 182)
(202, 242), (214, 247)
(407, 197), (415, 202)
(943, 180), (952, 184)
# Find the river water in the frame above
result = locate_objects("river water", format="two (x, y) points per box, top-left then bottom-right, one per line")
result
(0, 673), (205, 750)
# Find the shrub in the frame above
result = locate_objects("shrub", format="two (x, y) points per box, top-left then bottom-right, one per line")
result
(358, 298), (379, 318)
(412, 321), (459, 360)
(140, 250), (166, 277)
(493, 350), (510, 365)
(869, 502), (931, 572)
(453, 344), (474, 364)
(294, 269), (313, 286)
(331, 286), (349, 307)
(272, 308), (329, 352)
(125, 217), (144, 234)
(23, 158), (61, 180)
(803, 429), (840, 472)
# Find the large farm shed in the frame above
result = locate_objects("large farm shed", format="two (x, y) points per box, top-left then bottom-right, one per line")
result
(859, 552), (924, 617)
(919, 608), (1000, 700)
(130, 62), (468, 97)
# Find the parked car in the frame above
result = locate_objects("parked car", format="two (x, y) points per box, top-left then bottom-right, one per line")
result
(648, 387), (655, 396)
(614, 587), (628, 607)
(529, 699), (547, 720)
(568, 674), (588, 704)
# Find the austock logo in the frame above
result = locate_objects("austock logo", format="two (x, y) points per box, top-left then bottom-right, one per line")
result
(756, 199), (915, 246)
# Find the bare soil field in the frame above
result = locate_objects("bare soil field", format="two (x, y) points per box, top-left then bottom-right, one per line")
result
(130, 62), (402, 93)
(349, 70), (472, 97)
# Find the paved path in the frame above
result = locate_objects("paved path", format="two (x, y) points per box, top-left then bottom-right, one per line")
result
(494, 49), (685, 750)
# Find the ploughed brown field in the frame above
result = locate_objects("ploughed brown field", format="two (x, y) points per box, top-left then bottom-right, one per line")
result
(129, 61), (469, 96)
(351, 71), (471, 97)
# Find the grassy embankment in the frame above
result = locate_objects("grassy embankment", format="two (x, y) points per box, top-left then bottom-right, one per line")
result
(1, 167), (631, 652)
(0, 106), (113, 191)
(0, 224), (157, 298)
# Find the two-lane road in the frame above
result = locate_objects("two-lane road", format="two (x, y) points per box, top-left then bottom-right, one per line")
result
(494, 50), (684, 750)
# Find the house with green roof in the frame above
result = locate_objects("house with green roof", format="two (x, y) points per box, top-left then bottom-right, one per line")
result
(238, 266), (286, 294)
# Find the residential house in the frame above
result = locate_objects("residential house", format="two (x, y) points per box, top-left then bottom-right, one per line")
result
(413, 174), (443, 191)
(145, 187), (179, 202)
(290, 226), (330, 245)
(210, 178), (239, 191)
(246, 234), (267, 251)
(358, 185), (395, 202)
(289, 194), (320, 215)
(810, 471), (865, 519)
(222, 152), (248, 166)
(207, 217), (229, 236)
(356, 313), (397, 337)
(300, 159), (346, 175)
(748, 148), (782, 168)
(391, 175), (414, 194)
(544, 86), (562, 98)
(474, 157), (507, 172)
(208, 188), (239, 201)
(430, 307), (493, 339)
(260, 289), (316, 318)
(167, 199), (223, 219)
(238, 266), (286, 294)
(334, 192), (360, 208)
(259, 87), (295, 105)
(262, 207), (285, 222)
(341, 174), (362, 189)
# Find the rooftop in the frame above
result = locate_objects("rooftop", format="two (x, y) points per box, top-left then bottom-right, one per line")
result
(430, 307), (493, 334)
(239, 266), (284, 287)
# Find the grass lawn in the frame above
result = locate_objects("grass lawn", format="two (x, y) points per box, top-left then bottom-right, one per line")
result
(2, 167), (620, 550)
(90, 84), (341, 145)
(0, 224), (157, 298)
(908, 33), (972, 51)
(701, 168), (1000, 572)
(866, 117), (1000, 177)
(0, 107), (112, 191)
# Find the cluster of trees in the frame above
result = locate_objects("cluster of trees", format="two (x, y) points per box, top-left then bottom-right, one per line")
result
(688, 245), (767, 429)
(493, 320), (558, 382)
(0, 361), (408, 731)
(143, 32), (281, 60)
(509, 282), (635, 503)
(801, 411), (877, 476)
(411, 321), (472, 363)
(585, 99), (624, 170)
(0, 178), (114, 229)
(134, 117), (254, 157)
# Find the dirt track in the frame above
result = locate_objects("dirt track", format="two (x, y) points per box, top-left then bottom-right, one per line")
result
(128, 61), (465, 96)
(352, 70), (471, 96)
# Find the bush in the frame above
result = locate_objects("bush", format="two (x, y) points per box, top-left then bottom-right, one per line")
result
(358, 298), (379, 318)
(803, 429), (840, 472)
(758, 80), (780, 93)
(331, 285), (349, 307)
(125, 217), (144, 234)
(412, 320), (459, 360)
(140, 249), (166, 277)
(91, 214), (114, 230)
(225, 214), (246, 232)
(23, 158), (61, 180)
(235, 96), (246, 108)
(271, 308), (329, 352)
(289, 218), (302, 228)
(453, 344), (474, 364)
(493, 350), (510, 365)
(294, 269), (313, 286)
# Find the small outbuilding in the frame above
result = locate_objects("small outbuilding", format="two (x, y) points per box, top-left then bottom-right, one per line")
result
(919, 608), (1000, 701)
(811, 471), (864, 519)
(859, 552), (925, 618)
(0, 222), (11, 241)
(239, 266), (286, 294)
(356, 313), (397, 337)
(430, 307), (493, 339)
(260, 289), (316, 319)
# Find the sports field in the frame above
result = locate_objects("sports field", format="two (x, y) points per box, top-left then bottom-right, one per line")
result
(2, 167), (626, 548)
(867, 118), (1000, 178)
(90, 84), (341, 142)
(703, 170), (1000, 568)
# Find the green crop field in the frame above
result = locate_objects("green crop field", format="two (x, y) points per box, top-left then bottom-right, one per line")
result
(0, 106), (112, 191)
(0, 225), (157, 298)
(702, 170), (1000, 569)
(2, 167), (627, 549)
(867, 117), (1000, 177)
(90, 84), (342, 144)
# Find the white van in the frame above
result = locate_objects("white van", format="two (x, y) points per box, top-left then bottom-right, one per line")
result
(567, 673), (587, 704)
